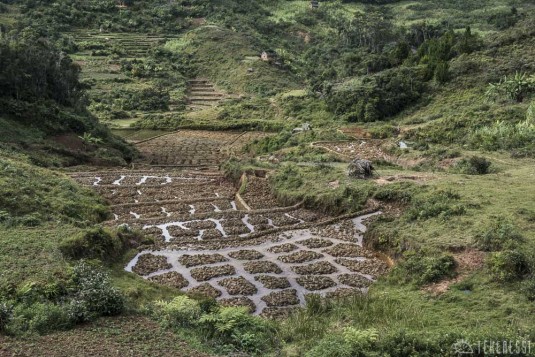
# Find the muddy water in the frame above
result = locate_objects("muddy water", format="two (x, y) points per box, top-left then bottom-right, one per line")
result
(126, 212), (382, 315)
(71, 169), (387, 316)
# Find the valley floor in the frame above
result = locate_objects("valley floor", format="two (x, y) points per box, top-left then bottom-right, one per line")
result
(2, 128), (533, 355)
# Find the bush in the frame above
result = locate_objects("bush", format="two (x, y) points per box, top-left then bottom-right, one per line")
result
(306, 334), (353, 357)
(521, 277), (535, 301)
(367, 124), (398, 139)
(488, 249), (530, 282)
(67, 262), (124, 322)
(454, 156), (492, 175)
(327, 67), (426, 122)
(154, 296), (201, 328)
(5, 302), (72, 335)
(0, 301), (13, 333)
(222, 157), (245, 181)
(406, 189), (465, 221)
(373, 182), (414, 204)
(377, 329), (460, 356)
(398, 253), (457, 286)
(199, 306), (276, 354)
(306, 327), (378, 357)
(474, 218), (523, 251)
(272, 164), (303, 191)
(1, 263), (125, 335)
(485, 72), (535, 103)
(471, 119), (535, 154)
(434, 61), (450, 83)
(27, 303), (72, 334)
(60, 226), (141, 261)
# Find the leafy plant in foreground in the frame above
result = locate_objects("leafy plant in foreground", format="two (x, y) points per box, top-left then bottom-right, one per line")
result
(199, 306), (276, 354)
(67, 262), (124, 322)
(154, 296), (201, 328)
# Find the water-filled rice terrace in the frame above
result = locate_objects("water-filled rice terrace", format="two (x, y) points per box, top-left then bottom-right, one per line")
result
(71, 131), (387, 317)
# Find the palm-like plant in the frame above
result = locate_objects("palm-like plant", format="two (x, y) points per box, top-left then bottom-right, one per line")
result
(79, 132), (103, 144)
(485, 72), (535, 102)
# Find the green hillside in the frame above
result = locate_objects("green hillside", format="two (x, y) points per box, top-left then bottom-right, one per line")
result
(1, 0), (535, 355)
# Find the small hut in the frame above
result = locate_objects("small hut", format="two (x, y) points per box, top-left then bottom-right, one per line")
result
(292, 122), (312, 134)
(310, 1), (319, 9)
(260, 50), (278, 63)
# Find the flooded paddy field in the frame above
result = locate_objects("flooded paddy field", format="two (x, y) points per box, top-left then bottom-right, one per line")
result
(70, 130), (387, 317)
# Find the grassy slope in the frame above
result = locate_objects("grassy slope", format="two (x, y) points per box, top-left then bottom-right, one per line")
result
(270, 153), (535, 354)
(165, 25), (301, 96)
(0, 150), (108, 226)
(1, 0), (534, 355)
(0, 316), (212, 357)
(238, 3), (535, 352)
(0, 149), (207, 353)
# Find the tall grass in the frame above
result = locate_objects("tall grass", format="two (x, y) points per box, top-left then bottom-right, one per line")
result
(471, 118), (535, 152)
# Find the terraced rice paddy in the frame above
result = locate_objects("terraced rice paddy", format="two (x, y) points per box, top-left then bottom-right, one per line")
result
(187, 79), (230, 111)
(67, 30), (187, 126)
(71, 130), (387, 317)
(135, 130), (268, 167)
(68, 31), (177, 57)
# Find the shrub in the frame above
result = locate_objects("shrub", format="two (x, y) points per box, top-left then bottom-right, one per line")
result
(377, 329), (460, 356)
(487, 8), (521, 30)
(454, 156), (492, 175)
(6, 302), (72, 335)
(434, 61), (450, 83)
(488, 249), (530, 282)
(154, 296), (201, 328)
(60, 226), (142, 261)
(67, 262), (124, 322)
(0, 301), (13, 333)
(272, 164), (303, 190)
(306, 327), (378, 357)
(474, 218), (523, 251)
(367, 124), (398, 139)
(373, 182), (414, 204)
(399, 253), (457, 286)
(471, 119), (535, 153)
(15, 280), (66, 303)
(406, 189), (465, 221)
(222, 157), (244, 181)
(327, 67), (426, 122)
(26, 303), (72, 334)
(199, 306), (276, 354)
(521, 277), (535, 301)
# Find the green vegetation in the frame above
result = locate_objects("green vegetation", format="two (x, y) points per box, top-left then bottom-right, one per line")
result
(59, 226), (147, 262)
(0, 152), (109, 227)
(150, 296), (276, 354)
(270, 163), (376, 213)
(393, 252), (457, 286)
(0, 36), (135, 165)
(2, 0), (535, 355)
(1, 261), (124, 335)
